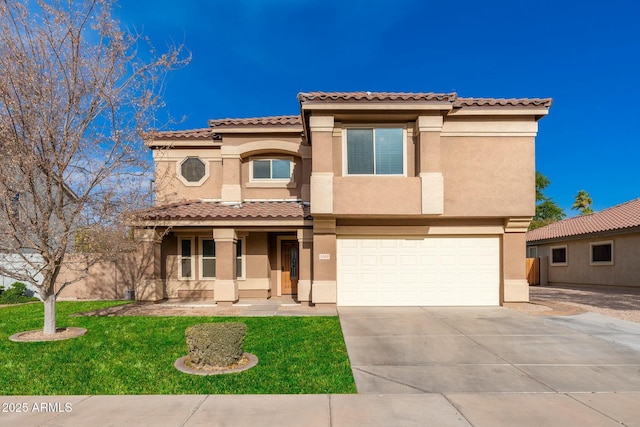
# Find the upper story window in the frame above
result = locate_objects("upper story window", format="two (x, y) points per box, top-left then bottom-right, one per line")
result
(251, 158), (292, 181)
(345, 128), (404, 175)
(591, 241), (613, 265)
(178, 157), (208, 186)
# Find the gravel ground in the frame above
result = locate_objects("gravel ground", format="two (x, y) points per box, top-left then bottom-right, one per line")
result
(526, 285), (640, 323)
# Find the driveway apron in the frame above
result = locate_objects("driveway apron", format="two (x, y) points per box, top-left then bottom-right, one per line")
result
(338, 306), (640, 394)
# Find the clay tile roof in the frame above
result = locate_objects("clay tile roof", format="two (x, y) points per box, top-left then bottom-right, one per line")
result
(138, 200), (311, 221)
(298, 91), (458, 103)
(527, 198), (640, 242)
(208, 115), (302, 128)
(150, 128), (213, 140)
(456, 97), (553, 108)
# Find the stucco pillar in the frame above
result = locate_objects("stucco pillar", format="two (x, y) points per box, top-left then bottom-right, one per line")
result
(417, 115), (444, 215)
(311, 218), (337, 306)
(309, 116), (334, 214)
(503, 218), (531, 302)
(297, 228), (314, 305)
(301, 155), (312, 202)
(133, 228), (164, 302)
(221, 150), (242, 203)
(213, 228), (238, 305)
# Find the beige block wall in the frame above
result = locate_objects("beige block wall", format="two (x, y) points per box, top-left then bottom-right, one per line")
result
(537, 233), (640, 288)
(56, 254), (137, 300)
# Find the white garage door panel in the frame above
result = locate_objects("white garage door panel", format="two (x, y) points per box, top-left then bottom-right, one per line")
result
(337, 237), (499, 306)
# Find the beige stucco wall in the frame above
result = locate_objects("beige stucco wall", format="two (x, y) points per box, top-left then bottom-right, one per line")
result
(307, 113), (537, 219)
(333, 177), (422, 215)
(153, 230), (278, 299)
(532, 232), (640, 288)
(441, 136), (535, 217)
(153, 134), (308, 204)
(154, 152), (223, 204)
(241, 155), (305, 200)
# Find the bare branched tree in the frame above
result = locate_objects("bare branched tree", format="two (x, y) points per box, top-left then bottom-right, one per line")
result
(0, 0), (189, 334)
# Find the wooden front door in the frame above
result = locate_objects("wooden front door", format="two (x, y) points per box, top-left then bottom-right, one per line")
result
(281, 240), (298, 295)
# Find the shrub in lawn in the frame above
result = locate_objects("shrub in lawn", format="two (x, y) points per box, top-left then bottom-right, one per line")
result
(0, 282), (32, 304)
(185, 322), (247, 368)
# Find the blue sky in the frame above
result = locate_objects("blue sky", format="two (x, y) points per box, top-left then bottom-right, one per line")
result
(117, 0), (640, 214)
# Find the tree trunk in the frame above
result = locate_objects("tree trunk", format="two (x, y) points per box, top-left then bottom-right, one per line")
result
(43, 294), (57, 335)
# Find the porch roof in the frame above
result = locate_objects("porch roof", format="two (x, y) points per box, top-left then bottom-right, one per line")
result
(137, 200), (311, 221)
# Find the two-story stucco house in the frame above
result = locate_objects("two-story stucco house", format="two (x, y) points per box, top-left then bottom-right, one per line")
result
(134, 91), (551, 307)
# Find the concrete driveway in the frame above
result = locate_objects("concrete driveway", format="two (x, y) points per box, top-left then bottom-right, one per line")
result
(339, 306), (640, 426)
(339, 306), (640, 393)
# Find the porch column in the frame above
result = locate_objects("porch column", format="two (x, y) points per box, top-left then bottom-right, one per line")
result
(503, 217), (531, 303)
(133, 228), (163, 302)
(213, 228), (238, 306)
(297, 228), (314, 306)
(417, 115), (444, 214)
(311, 218), (337, 306)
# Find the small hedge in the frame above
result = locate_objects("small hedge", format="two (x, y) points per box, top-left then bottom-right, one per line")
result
(0, 282), (37, 304)
(185, 322), (247, 368)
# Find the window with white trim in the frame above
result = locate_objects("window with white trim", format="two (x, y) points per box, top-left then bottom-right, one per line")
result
(550, 245), (567, 266)
(235, 237), (245, 280)
(179, 238), (195, 279)
(200, 239), (216, 278)
(251, 158), (292, 180)
(527, 246), (538, 258)
(345, 128), (404, 175)
(591, 241), (613, 265)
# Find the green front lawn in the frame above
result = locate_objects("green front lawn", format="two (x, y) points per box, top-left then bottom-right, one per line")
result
(0, 301), (356, 395)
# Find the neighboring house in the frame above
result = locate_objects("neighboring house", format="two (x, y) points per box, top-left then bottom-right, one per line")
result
(526, 198), (640, 288)
(134, 91), (552, 306)
(0, 174), (77, 296)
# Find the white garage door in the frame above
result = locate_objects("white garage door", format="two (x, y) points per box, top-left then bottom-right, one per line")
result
(337, 237), (500, 306)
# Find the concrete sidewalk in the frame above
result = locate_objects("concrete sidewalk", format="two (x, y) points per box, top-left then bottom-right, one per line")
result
(2, 392), (639, 426)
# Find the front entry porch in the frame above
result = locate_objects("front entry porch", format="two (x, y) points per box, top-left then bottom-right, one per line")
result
(134, 227), (313, 306)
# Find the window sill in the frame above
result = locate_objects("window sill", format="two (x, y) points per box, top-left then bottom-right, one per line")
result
(246, 181), (297, 189)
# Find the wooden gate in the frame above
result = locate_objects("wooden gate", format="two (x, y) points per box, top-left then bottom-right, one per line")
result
(526, 258), (540, 286)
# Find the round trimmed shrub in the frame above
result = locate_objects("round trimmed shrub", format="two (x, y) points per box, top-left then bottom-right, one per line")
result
(185, 322), (247, 368)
